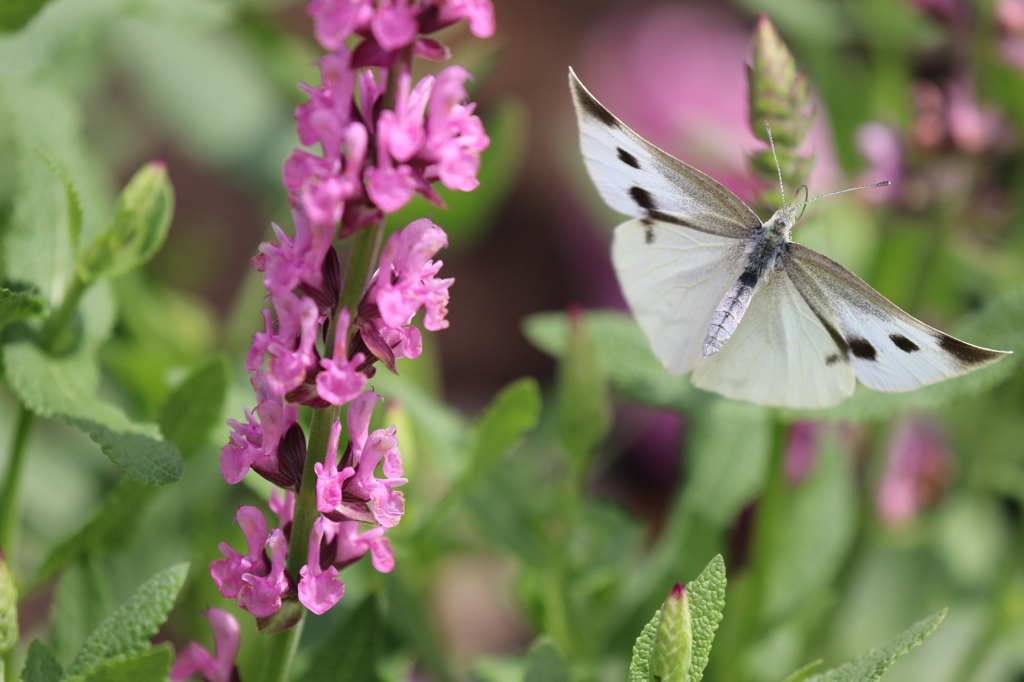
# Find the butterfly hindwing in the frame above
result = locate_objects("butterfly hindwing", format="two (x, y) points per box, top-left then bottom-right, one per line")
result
(785, 243), (1010, 392)
(691, 266), (856, 408)
(569, 68), (761, 239)
(613, 218), (747, 376)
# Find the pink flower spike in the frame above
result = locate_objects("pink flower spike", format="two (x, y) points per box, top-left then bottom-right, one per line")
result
(210, 506), (269, 599)
(298, 517), (345, 614)
(316, 308), (368, 406)
(237, 529), (290, 617)
(169, 608), (240, 682)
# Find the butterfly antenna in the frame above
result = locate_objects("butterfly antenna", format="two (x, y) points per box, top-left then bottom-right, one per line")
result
(764, 120), (786, 207)
(795, 181), (891, 210)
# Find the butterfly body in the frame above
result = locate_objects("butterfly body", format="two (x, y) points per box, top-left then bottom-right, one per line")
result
(569, 67), (1010, 409)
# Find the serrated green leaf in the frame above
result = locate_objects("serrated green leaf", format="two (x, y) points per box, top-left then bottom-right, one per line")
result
(523, 311), (697, 411)
(628, 609), (661, 682)
(556, 313), (611, 473)
(156, 356), (228, 458)
(21, 640), (63, 682)
(64, 563), (189, 680)
(63, 417), (182, 485)
(0, 286), (43, 330)
(78, 644), (174, 682)
(523, 637), (569, 682)
(782, 659), (824, 682)
(298, 597), (381, 682)
(805, 609), (946, 682)
(33, 145), (83, 254)
(465, 377), (541, 479)
(2, 336), (183, 484)
(686, 555), (727, 682)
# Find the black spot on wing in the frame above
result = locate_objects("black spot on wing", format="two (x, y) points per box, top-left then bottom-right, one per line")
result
(848, 337), (877, 361)
(825, 354), (843, 365)
(573, 81), (618, 128)
(640, 217), (655, 244)
(889, 333), (920, 353)
(630, 186), (656, 211)
(937, 333), (1003, 366)
(617, 147), (640, 168)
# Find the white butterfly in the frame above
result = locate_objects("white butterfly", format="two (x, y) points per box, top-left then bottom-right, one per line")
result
(569, 68), (1010, 409)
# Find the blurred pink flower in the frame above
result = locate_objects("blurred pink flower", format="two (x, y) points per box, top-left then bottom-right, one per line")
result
(785, 422), (820, 485)
(876, 418), (955, 525)
(169, 609), (240, 682)
(856, 122), (902, 203)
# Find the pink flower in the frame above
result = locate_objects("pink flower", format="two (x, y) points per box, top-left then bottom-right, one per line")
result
(316, 308), (368, 405)
(315, 418), (355, 513)
(270, 489), (295, 528)
(785, 422), (820, 485)
(264, 294), (321, 396)
(434, 0), (496, 38)
(308, 0), (374, 51)
(210, 506), (270, 599)
(367, 218), (453, 331)
(379, 71), (433, 162)
(169, 608), (240, 682)
(220, 372), (298, 485)
(856, 122), (902, 203)
(326, 520), (395, 572)
(371, 0), (419, 50)
(298, 517), (345, 614)
(237, 528), (290, 617)
(876, 418), (954, 526)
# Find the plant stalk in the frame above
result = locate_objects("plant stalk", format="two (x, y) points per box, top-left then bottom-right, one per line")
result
(0, 404), (35, 554)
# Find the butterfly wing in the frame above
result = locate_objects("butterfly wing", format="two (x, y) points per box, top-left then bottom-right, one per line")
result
(569, 68), (761, 239)
(691, 266), (857, 408)
(613, 218), (748, 375)
(784, 243), (1010, 392)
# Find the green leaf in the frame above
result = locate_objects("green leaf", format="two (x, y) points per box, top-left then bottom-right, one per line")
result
(682, 401), (771, 526)
(298, 597), (381, 682)
(64, 562), (189, 680)
(77, 161), (174, 282)
(63, 417), (183, 485)
(782, 660), (824, 682)
(3, 332), (183, 484)
(686, 555), (727, 682)
(523, 637), (569, 682)
(805, 609), (946, 682)
(523, 311), (697, 411)
(33, 145), (83, 254)
(760, 429), (857, 623)
(0, 286), (43, 330)
(0, 552), (17, 656)
(78, 644), (174, 682)
(0, 0), (54, 32)
(628, 609), (661, 682)
(464, 377), (541, 481)
(156, 356), (228, 458)
(21, 640), (63, 682)
(556, 312), (611, 473)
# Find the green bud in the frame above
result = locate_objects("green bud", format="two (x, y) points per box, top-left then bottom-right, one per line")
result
(78, 161), (174, 282)
(650, 583), (692, 682)
(0, 548), (18, 656)
(748, 15), (814, 147)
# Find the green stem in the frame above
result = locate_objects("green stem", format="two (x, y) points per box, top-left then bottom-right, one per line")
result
(0, 404), (35, 554)
(260, 615), (305, 682)
(39, 273), (87, 354)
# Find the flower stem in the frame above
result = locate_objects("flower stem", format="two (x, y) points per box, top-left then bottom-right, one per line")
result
(0, 403), (35, 554)
(260, 613), (305, 682)
(39, 273), (87, 354)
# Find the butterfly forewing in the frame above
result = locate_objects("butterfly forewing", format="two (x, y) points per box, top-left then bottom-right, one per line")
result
(691, 267), (856, 408)
(613, 218), (747, 376)
(569, 68), (761, 239)
(785, 243), (1010, 392)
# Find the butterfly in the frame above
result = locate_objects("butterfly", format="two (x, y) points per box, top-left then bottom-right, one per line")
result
(569, 68), (1010, 409)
